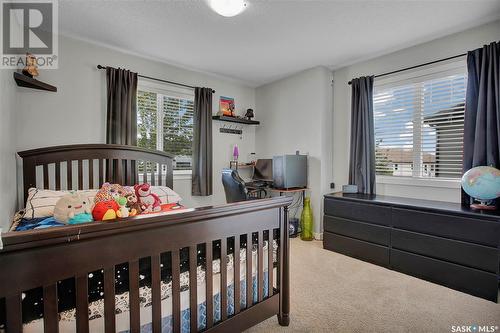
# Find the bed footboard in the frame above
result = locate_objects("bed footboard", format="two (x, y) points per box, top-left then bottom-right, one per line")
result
(0, 197), (291, 333)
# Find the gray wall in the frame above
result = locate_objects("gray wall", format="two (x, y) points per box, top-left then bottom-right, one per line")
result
(14, 35), (257, 209)
(255, 66), (333, 236)
(332, 20), (500, 203)
(0, 70), (19, 230)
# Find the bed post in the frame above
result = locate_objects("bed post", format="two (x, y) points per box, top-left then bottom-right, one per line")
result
(278, 205), (290, 326)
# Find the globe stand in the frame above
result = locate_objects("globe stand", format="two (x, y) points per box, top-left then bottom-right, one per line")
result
(470, 200), (497, 211)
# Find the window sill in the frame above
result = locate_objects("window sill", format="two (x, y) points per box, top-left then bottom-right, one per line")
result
(376, 176), (461, 189)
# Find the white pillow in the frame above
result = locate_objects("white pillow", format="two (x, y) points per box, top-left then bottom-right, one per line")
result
(150, 186), (182, 205)
(24, 188), (99, 219)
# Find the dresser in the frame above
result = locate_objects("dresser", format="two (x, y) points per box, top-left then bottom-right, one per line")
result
(323, 193), (500, 302)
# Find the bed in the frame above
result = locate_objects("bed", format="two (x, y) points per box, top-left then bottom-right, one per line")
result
(0, 144), (292, 333)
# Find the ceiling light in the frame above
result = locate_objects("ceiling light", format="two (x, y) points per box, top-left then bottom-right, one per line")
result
(208, 0), (247, 17)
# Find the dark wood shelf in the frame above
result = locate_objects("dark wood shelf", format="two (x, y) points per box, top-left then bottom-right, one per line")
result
(13, 72), (57, 92)
(212, 115), (260, 125)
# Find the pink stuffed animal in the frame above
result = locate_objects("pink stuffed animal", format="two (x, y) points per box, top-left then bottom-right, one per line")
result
(134, 183), (161, 212)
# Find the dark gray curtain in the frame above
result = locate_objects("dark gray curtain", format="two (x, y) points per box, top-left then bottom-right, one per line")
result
(349, 76), (376, 194)
(463, 41), (500, 205)
(105, 67), (138, 145)
(192, 87), (213, 196)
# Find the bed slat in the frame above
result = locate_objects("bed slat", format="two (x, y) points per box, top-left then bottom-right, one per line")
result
(142, 162), (147, 184)
(258, 230), (264, 302)
(234, 235), (241, 315)
(55, 162), (61, 190)
(43, 284), (59, 333)
(189, 245), (198, 333)
(76, 274), (89, 333)
(246, 232), (253, 309)
(43, 164), (49, 189)
(151, 254), (161, 333)
(88, 159), (94, 189)
(172, 249), (181, 333)
(268, 229), (274, 297)
(129, 260), (140, 333)
(99, 159), (104, 185)
(221, 238), (228, 321)
(67, 160), (73, 190)
(158, 164), (163, 186)
(5, 294), (22, 333)
(125, 159), (132, 185)
(205, 242), (213, 329)
(78, 160), (83, 190)
(104, 267), (116, 333)
(116, 159), (123, 185)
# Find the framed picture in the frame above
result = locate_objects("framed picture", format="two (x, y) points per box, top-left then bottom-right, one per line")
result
(219, 96), (235, 117)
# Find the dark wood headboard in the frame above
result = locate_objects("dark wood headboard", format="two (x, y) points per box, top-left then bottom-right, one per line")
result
(17, 144), (174, 202)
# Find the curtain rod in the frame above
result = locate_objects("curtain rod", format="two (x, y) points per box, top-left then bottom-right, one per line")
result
(97, 65), (215, 93)
(347, 53), (467, 85)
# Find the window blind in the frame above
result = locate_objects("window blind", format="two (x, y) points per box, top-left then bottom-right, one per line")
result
(137, 89), (194, 170)
(374, 71), (466, 179)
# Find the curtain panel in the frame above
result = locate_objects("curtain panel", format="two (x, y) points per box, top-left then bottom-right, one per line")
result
(192, 87), (213, 196)
(349, 76), (376, 194)
(463, 42), (500, 205)
(105, 67), (138, 145)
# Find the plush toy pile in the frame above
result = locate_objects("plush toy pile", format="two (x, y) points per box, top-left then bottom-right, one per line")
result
(52, 183), (182, 224)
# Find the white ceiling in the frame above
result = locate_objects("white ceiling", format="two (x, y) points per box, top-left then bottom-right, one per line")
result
(59, 0), (500, 87)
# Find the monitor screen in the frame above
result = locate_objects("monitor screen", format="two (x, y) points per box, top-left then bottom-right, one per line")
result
(253, 159), (273, 181)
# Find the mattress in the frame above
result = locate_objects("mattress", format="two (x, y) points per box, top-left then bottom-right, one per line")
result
(20, 242), (276, 333)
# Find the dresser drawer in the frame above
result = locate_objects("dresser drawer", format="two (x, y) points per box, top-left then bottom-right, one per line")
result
(324, 215), (390, 246)
(392, 229), (499, 273)
(391, 249), (498, 302)
(324, 232), (389, 267)
(324, 198), (391, 226)
(392, 208), (500, 247)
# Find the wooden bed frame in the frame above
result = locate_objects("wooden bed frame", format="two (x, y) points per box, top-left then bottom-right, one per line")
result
(0, 144), (292, 333)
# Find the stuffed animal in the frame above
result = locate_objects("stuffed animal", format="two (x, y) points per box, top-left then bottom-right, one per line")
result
(68, 213), (93, 225)
(54, 193), (93, 223)
(135, 183), (161, 213)
(125, 193), (142, 216)
(92, 200), (120, 221)
(116, 197), (129, 218)
(94, 183), (132, 204)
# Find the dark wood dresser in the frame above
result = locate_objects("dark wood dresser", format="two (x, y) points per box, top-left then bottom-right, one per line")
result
(323, 193), (500, 302)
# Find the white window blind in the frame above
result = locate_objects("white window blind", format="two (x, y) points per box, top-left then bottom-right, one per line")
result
(374, 65), (467, 179)
(137, 86), (194, 170)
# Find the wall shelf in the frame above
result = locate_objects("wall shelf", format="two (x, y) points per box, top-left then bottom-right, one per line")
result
(13, 72), (57, 92)
(212, 115), (260, 125)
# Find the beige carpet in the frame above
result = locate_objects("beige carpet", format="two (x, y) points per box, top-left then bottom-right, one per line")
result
(246, 238), (500, 333)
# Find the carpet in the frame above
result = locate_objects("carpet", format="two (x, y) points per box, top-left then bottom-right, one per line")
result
(246, 238), (500, 333)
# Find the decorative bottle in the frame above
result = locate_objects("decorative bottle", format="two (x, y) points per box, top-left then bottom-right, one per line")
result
(300, 197), (314, 241)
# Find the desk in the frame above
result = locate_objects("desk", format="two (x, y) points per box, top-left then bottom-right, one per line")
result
(268, 187), (308, 202)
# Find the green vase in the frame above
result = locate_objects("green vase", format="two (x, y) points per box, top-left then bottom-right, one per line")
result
(300, 197), (314, 241)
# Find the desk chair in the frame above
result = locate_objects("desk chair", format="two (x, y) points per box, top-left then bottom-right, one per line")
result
(222, 169), (266, 203)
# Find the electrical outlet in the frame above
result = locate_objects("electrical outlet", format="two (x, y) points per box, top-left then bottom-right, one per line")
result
(330, 182), (335, 189)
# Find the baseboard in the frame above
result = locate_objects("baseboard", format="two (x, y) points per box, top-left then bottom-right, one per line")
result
(314, 232), (323, 240)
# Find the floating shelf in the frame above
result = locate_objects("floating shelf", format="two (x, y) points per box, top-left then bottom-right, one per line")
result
(13, 72), (57, 92)
(212, 115), (260, 125)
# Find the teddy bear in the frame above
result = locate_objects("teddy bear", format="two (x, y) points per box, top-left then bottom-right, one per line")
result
(125, 193), (142, 216)
(92, 200), (120, 221)
(54, 193), (93, 224)
(134, 183), (161, 213)
(94, 183), (132, 204)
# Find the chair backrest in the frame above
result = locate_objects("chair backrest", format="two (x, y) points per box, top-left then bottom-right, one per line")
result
(222, 169), (248, 203)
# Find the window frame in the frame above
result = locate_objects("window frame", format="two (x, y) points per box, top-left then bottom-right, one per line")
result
(137, 78), (195, 177)
(373, 59), (466, 188)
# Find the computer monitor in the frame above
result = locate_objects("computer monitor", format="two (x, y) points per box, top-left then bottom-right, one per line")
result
(253, 159), (273, 182)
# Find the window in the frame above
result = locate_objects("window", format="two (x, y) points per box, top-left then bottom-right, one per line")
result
(374, 62), (467, 179)
(137, 82), (194, 170)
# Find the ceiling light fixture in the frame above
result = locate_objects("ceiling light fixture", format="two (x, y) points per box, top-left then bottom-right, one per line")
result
(208, 0), (247, 17)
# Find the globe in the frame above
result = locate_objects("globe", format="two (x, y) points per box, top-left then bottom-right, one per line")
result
(461, 166), (500, 208)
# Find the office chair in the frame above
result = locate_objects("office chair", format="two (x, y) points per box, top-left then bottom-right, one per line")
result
(222, 169), (266, 203)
